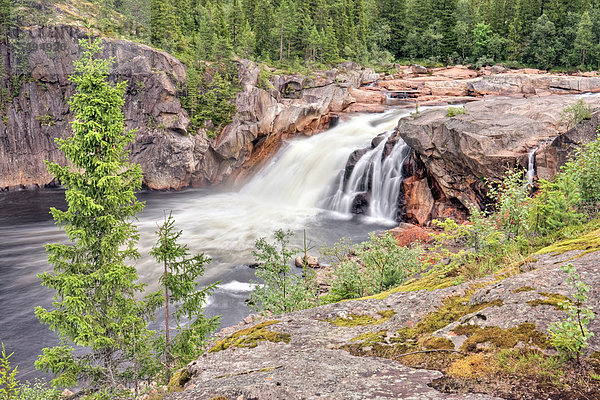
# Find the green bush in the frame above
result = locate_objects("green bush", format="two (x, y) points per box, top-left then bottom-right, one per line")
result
(325, 232), (423, 302)
(548, 264), (595, 361)
(0, 344), (19, 399)
(528, 177), (584, 236)
(487, 168), (530, 240)
(17, 380), (61, 400)
(559, 99), (593, 130)
(446, 106), (466, 117)
(250, 229), (318, 315)
(563, 131), (600, 215)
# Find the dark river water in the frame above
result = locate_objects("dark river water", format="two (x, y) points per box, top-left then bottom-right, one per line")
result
(0, 110), (406, 381)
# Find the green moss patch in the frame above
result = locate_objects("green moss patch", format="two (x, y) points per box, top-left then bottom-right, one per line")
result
(513, 286), (535, 293)
(527, 292), (570, 310)
(167, 368), (191, 392)
(208, 320), (290, 353)
(424, 337), (455, 350)
(457, 323), (549, 352)
(535, 228), (600, 258)
(360, 270), (459, 300)
(327, 310), (395, 327)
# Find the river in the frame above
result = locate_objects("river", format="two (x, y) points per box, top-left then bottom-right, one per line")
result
(0, 109), (410, 380)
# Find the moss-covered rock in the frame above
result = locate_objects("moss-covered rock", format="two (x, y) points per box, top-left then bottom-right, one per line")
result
(527, 292), (570, 310)
(326, 310), (395, 327)
(457, 323), (549, 352)
(167, 368), (191, 392)
(423, 337), (455, 350)
(209, 321), (290, 353)
(536, 229), (600, 258)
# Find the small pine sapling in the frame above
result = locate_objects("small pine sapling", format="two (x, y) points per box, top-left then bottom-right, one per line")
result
(150, 211), (220, 370)
(0, 344), (19, 400)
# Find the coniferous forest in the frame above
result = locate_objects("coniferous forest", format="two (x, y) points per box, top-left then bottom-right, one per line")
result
(64, 0), (600, 71)
(6, 0), (600, 71)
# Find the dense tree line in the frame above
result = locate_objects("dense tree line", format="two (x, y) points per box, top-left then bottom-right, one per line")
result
(130, 0), (600, 70)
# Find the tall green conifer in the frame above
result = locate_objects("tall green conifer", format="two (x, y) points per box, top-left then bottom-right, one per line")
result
(35, 36), (149, 391)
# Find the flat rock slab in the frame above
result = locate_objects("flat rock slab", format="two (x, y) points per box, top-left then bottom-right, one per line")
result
(168, 346), (500, 400)
(167, 243), (600, 400)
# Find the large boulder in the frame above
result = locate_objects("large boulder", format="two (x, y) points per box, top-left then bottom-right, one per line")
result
(396, 95), (600, 224)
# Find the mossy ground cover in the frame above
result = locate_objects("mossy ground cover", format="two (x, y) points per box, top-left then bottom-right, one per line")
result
(535, 228), (600, 258)
(342, 278), (599, 400)
(208, 321), (290, 353)
(326, 310), (395, 327)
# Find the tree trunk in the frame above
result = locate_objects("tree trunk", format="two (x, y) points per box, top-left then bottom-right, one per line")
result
(164, 260), (170, 361)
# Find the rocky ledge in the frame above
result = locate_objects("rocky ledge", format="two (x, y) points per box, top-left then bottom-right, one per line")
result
(165, 234), (600, 400)
(395, 95), (600, 224)
(0, 25), (377, 191)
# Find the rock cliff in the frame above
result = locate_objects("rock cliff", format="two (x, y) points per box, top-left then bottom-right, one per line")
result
(394, 95), (600, 224)
(0, 25), (376, 190)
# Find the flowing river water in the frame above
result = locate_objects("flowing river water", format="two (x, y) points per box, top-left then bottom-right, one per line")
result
(0, 109), (412, 380)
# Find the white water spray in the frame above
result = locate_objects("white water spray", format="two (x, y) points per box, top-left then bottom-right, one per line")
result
(526, 147), (537, 186)
(324, 134), (411, 221)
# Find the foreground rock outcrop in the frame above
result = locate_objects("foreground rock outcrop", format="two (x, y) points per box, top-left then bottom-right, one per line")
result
(0, 25), (376, 190)
(166, 234), (600, 400)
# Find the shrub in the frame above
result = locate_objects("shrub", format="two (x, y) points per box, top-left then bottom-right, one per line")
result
(328, 260), (368, 302)
(446, 106), (465, 117)
(559, 99), (593, 130)
(250, 229), (317, 315)
(356, 232), (423, 293)
(563, 131), (600, 216)
(528, 177), (584, 236)
(487, 167), (530, 240)
(548, 263), (594, 361)
(17, 379), (61, 400)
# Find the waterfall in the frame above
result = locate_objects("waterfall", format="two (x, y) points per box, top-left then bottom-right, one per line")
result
(370, 139), (411, 219)
(526, 147), (537, 186)
(323, 134), (410, 221)
(157, 109), (412, 252)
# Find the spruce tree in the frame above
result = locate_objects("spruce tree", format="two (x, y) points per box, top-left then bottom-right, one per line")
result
(150, 211), (219, 368)
(35, 36), (149, 391)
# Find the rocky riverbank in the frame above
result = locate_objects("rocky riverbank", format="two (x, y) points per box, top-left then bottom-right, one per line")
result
(165, 233), (600, 400)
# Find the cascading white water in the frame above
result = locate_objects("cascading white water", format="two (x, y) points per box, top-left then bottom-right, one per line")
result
(324, 132), (391, 214)
(526, 147), (537, 186)
(136, 109), (413, 257)
(370, 138), (411, 219)
(323, 134), (411, 221)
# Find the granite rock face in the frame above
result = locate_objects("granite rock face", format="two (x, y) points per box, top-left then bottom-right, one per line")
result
(395, 95), (600, 224)
(0, 26), (375, 190)
(166, 237), (600, 400)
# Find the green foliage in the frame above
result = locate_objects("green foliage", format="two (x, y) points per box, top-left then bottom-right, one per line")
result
(324, 232), (423, 302)
(487, 167), (530, 239)
(548, 264), (595, 360)
(327, 260), (368, 302)
(35, 36), (149, 391)
(181, 63), (238, 138)
(559, 99), (593, 130)
(528, 177), (584, 236)
(446, 106), (465, 117)
(0, 344), (19, 400)
(150, 211), (220, 369)
(563, 130), (600, 215)
(16, 380), (60, 400)
(356, 232), (423, 293)
(250, 229), (317, 315)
